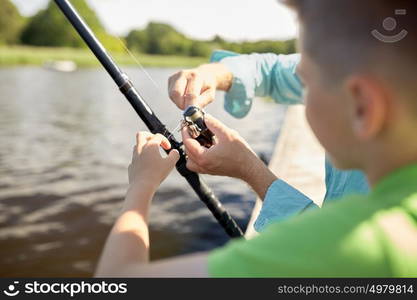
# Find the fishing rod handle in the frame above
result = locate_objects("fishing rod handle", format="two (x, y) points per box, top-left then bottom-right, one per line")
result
(176, 157), (244, 238)
(190, 177), (244, 238)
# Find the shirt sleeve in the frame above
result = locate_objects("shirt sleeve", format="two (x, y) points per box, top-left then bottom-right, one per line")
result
(210, 50), (303, 118)
(324, 157), (370, 202)
(254, 179), (319, 232)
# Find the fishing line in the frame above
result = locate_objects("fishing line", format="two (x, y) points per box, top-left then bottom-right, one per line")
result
(115, 37), (183, 137)
(116, 36), (162, 91)
(167, 120), (184, 140)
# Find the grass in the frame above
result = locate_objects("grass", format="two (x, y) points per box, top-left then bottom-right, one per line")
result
(0, 46), (208, 68)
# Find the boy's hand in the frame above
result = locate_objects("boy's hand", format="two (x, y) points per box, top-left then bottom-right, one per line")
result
(128, 132), (180, 192)
(181, 115), (258, 180)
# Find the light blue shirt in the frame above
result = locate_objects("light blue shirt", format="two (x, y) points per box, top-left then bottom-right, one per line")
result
(210, 50), (370, 232)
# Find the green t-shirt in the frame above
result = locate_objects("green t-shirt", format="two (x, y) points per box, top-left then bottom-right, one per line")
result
(208, 164), (417, 277)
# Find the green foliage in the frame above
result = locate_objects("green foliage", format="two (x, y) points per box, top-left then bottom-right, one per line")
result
(211, 35), (226, 45)
(189, 41), (212, 57)
(20, 0), (123, 52)
(145, 22), (191, 55)
(96, 32), (125, 53)
(21, 0), (100, 47)
(218, 39), (296, 55)
(125, 24), (296, 57)
(126, 29), (148, 52)
(127, 22), (208, 56)
(0, 0), (25, 45)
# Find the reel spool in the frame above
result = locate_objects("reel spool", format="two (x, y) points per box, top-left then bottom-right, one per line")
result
(183, 106), (215, 148)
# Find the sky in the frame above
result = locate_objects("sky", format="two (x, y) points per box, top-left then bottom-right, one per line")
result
(11, 0), (298, 41)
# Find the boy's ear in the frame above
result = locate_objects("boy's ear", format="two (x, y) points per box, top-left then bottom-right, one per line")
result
(345, 76), (389, 141)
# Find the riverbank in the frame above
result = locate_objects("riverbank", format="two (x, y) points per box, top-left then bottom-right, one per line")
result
(0, 46), (207, 68)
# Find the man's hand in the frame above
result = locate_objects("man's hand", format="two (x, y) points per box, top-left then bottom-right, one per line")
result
(128, 132), (180, 192)
(182, 114), (256, 179)
(168, 63), (233, 110)
(181, 115), (277, 199)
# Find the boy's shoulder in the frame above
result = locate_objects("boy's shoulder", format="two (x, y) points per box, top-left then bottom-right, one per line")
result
(209, 192), (417, 277)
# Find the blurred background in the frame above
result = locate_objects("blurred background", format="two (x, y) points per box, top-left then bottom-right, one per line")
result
(0, 0), (296, 277)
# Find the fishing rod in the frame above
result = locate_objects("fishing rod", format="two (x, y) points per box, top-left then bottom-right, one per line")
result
(54, 0), (244, 238)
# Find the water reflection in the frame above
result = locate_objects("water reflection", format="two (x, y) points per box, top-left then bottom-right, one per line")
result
(0, 66), (285, 277)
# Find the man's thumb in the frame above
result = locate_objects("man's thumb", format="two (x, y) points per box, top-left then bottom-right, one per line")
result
(204, 114), (228, 138)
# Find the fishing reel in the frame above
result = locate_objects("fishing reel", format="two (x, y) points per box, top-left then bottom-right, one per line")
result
(182, 106), (215, 148)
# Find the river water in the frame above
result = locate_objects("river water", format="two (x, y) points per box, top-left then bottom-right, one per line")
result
(0, 66), (285, 277)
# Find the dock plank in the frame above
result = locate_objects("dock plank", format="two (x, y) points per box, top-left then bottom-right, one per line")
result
(245, 105), (326, 238)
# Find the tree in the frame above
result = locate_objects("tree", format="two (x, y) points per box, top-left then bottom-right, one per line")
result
(145, 22), (190, 55)
(20, 0), (123, 52)
(0, 0), (25, 45)
(126, 22), (194, 56)
(126, 29), (148, 53)
(125, 22), (296, 57)
(189, 41), (212, 57)
(211, 35), (226, 45)
(220, 39), (296, 55)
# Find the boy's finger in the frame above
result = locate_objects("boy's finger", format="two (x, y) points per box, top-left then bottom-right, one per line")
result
(160, 136), (172, 151)
(136, 131), (153, 144)
(166, 149), (180, 166)
(136, 132), (154, 150)
(148, 133), (172, 150)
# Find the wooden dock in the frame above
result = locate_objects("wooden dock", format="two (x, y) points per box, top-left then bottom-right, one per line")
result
(245, 105), (326, 238)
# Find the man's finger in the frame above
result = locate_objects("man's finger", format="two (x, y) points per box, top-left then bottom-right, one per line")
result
(204, 114), (229, 138)
(169, 74), (188, 109)
(181, 127), (207, 160)
(184, 74), (203, 108)
(186, 159), (204, 174)
(198, 87), (215, 108)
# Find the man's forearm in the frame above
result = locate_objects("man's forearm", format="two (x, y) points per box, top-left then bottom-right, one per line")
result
(241, 157), (277, 200)
(196, 63), (233, 92)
